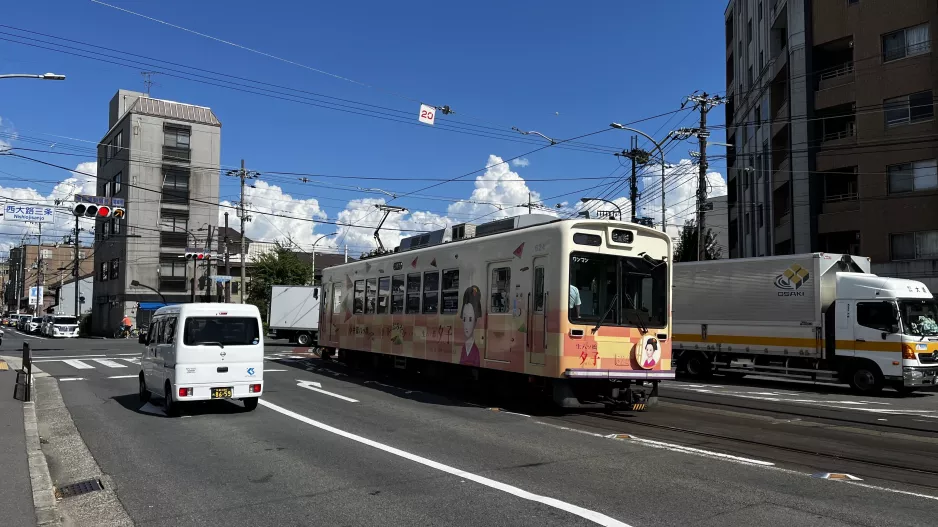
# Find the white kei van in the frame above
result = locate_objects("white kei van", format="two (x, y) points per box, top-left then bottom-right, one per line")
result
(138, 303), (264, 415)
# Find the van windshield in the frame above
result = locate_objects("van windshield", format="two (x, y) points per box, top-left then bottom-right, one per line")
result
(54, 317), (78, 325)
(183, 317), (260, 347)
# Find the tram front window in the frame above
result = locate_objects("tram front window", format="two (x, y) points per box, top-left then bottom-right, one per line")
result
(569, 252), (668, 328)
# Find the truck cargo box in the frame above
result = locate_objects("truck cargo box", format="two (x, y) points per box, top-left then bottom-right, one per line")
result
(268, 285), (321, 332)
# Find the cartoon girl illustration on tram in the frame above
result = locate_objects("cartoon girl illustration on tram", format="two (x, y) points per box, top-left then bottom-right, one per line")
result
(639, 337), (660, 369)
(459, 285), (482, 367)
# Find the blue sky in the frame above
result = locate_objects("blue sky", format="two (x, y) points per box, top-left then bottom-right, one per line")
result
(0, 0), (730, 254)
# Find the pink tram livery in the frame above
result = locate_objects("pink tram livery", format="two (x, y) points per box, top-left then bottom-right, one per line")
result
(318, 214), (674, 409)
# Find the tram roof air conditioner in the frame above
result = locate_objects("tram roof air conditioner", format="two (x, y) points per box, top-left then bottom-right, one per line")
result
(399, 229), (446, 252)
(451, 223), (476, 241)
(474, 214), (556, 238)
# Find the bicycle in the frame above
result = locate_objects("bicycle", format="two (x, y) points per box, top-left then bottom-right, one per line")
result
(114, 327), (141, 339)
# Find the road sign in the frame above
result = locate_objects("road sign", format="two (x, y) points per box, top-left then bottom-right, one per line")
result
(418, 104), (435, 125)
(213, 275), (233, 283)
(3, 203), (54, 223)
(74, 194), (125, 207)
(29, 286), (44, 305)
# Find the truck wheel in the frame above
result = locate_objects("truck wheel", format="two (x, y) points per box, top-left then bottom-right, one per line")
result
(296, 332), (311, 346)
(242, 397), (259, 411)
(848, 363), (883, 395)
(681, 352), (712, 378)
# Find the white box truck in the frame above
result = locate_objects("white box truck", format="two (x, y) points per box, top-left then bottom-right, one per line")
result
(672, 253), (938, 394)
(267, 285), (321, 346)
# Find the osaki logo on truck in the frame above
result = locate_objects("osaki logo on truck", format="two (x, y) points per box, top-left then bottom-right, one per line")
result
(774, 264), (810, 296)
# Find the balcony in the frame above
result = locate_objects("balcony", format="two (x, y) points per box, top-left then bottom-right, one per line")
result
(158, 276), (187, 292)
(815, 63), (855, 110)
(162, 146), (191, 164)
(160, 231), (187, 248)
(161, 188), (189, 205)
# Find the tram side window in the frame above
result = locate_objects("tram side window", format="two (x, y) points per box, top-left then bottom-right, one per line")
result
(534, 267), (545, 313)
(377, 277), (390, 314)
(365, 278), (377, 314)
(423, 271), (440, 314)
(353, 280), (365, 314)
(441, 269), (459, 314)
(490, 267), (511, 314)
(406, 273), (421, 314)
(391, 275), (405, 314)
(332, 283), (344, 314)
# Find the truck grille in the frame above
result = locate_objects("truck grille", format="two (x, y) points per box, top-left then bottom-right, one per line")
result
(919, 352), (938, 364)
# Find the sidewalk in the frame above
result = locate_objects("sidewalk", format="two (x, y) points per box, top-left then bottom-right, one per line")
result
(0, 356), (37, 527)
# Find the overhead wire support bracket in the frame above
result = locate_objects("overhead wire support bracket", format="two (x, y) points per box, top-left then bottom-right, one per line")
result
(511, 127), (558, 145)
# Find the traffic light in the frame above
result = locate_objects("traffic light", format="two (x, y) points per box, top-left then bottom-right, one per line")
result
(185, 250), (210, 260)
(72, 203), (126, 218)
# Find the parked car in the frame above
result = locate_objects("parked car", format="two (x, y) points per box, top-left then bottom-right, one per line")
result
(47, 316), (79, 338)
(40, 314), (55, 336)
(1, 317), (9, 326)
(17, 315), (31, 331)
(28, 317), (42, 333)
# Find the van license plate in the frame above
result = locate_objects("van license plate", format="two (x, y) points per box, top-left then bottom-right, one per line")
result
(211, 387), (233, 399)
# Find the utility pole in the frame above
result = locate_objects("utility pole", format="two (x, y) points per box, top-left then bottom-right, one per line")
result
(204, 225), (214, 302)
(527, 193), (532, 214)
(629, 136), (638, 223)
(73, 215), (80, 317)
(223, 212), (230, 303)
(678, 93), (726, 261)
(226, 159), (259, 304)
(35, 223), (43, 314)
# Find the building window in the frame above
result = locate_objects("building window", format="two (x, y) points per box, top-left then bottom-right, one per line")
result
(99, 261), (108, 281)
(159, 211), (189, 248)
(888, 160), (938, 193)
(391, 275), (404, 314)
(364, 278), (376, 314)
(490, 267), (511, 314)
(109, 258), (120, 280)
(406, 273), (421, 314)
(748, 66), (753, 88)
(745, 212), (751, 234)
(113, 131), (122, 160)
(162, 168), (190, 204)
(758, 1), (763, 20)
(41, 249), (52, 260)
(747, 19), (752, 43)
(884, 91), (934, 126)
(892, 231), (938, 260)
(441, 269), (459, 314)
(159, 257), (187, 291)
(422, 271), (439, 314)
(759, 50), (764, 71)
(163, 125), (191, 162)
(882, 24), (930, 62)
(757, 204), (764, 228)
(112, 171), (122, 195)
(848, 0), (859, 4)
(377, 276), (390, 314)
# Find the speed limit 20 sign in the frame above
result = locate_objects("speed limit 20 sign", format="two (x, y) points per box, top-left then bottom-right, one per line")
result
(418, 104), (435, 125)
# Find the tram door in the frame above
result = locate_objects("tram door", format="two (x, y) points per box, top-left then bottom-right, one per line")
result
(485, 262), (513, 362)
(321, 283), (333, 343)
(529, 256), (547, 365)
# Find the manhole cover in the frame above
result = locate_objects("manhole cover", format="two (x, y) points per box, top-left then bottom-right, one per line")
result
(56, 478), (104, 499)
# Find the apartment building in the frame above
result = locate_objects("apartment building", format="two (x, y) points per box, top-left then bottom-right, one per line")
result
(724, 0), (937, 285)
(92, 90), (221, 334)
(6, 243), (93, 313)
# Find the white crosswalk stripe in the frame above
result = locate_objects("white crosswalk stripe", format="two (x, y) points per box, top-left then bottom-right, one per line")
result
(63, 359), (94, 369)
(92, 359), (127, 368)
(35, 357), (140, 372)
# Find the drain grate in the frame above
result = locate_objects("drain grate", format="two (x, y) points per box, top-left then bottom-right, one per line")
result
(55, 478), (104, 499)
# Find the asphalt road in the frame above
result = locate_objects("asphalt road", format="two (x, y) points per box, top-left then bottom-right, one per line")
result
(7, 329), (938, 527)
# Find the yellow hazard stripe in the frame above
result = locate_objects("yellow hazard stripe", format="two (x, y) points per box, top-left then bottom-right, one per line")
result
(0, 360), (8, 371)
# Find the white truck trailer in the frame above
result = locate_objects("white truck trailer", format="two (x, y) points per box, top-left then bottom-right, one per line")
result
(267, 285), (321, 346)
(672, 253), (938, 394)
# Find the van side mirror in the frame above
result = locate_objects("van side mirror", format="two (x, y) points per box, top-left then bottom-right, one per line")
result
(138, 332), (148, 345)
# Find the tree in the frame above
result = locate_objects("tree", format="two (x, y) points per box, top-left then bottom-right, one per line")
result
(674, 220), (722, 262)
(245, 243), (312, 322)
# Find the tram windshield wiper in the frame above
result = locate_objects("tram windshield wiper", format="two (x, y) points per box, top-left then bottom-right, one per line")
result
(622, 293), (648, 335)
(592, 293), (618, 333)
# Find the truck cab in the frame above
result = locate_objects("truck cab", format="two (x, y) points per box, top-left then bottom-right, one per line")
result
(833, 273), (938, 392)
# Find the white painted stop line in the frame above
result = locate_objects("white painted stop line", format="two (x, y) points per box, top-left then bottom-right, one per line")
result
(259, 400), (633, 527)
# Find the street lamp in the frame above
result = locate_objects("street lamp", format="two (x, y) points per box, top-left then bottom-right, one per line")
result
(579, 197), (622, 221)
(610, 123), (672, 233)
(0, 73), (66, 81)
(309, 232), (338, 286)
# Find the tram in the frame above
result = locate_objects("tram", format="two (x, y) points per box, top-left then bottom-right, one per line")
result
(318, 214), (674, 409)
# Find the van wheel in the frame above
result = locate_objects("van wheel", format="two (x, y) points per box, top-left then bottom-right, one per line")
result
(139, 374), (150, 404)
(848, 362), (884, 395)
(164, 383), (180, 417)
(243, 398), (259, 411)
(296, 333), (311, 346)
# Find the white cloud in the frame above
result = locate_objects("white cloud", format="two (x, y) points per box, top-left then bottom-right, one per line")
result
(335, 198), (453, 256)
(510, 157), (530, 168)
(0, 161), (98, 255)
(635, 160), (727, 238)
(219, 179), (328, 251)
(446, 154), (553, 222)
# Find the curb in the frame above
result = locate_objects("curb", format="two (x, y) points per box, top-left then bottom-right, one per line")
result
(1, 355), (63, 526)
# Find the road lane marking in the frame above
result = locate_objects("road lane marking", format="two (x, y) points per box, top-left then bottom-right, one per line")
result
(92, 359), (127, 368)
(108, 375), (138, 379)
(296, 379), (359, 403)
(34, 355), (108, 361)
(59, 377), (85, 381)
(259, 400), (633, 527)
(264, 369), (287, 372)
(62, 359), (94, 369)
